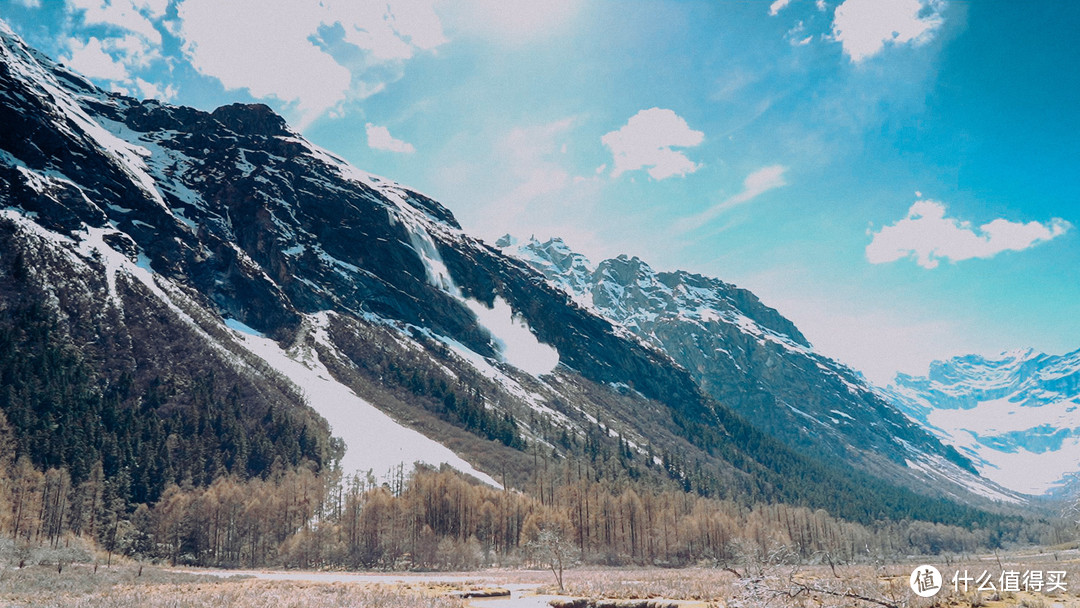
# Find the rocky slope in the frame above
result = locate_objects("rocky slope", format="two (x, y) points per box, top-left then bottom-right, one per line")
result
(499, 236), (1021, 504)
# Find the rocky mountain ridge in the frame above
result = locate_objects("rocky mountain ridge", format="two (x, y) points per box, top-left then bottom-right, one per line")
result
(498, 236), (1021, 504)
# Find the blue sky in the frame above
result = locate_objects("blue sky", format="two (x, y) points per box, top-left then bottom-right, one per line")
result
(3, 0), (1077, 384)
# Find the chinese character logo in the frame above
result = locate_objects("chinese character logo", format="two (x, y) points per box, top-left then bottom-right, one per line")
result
(911, 565), (942, 597)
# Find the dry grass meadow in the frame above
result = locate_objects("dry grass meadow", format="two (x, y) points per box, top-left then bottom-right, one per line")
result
(1, 546), (1078, 608)
(0, 563), (471, 608)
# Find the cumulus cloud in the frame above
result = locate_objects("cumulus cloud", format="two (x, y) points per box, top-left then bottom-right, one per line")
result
(62, 1), (177, 101)
(671, 165), (788, 233)
(365, 123), (416, 154)
(134, 77), (176, 101)
(866, 200), (1071, 268)
(602, 108), (705, 180)
(65, 1), (165, 73)
(63, 36), (130, 80)
(176, 0), (348, 124)
(831, 0), (944, 62)
(175, 0), (446, 128)
(323, 1), (446, 61)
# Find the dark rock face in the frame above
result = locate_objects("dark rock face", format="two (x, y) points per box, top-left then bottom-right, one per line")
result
(210, 103), (291, 137)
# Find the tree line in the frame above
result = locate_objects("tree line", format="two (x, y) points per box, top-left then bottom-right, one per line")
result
(2, 434), (1069, 570)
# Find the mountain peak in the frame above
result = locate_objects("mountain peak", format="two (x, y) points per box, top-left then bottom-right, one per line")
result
(210, 102), (291, 137)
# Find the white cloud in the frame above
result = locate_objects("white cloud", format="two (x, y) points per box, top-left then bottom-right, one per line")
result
(175, 0), (446, 128)
(506, 118), (575, 165)
(62, 35), (174, 100)
(176, 0), (349, 126)
(108, 32), (159, 67)
(435, 117), (603, 249)
(365, 123), (416, 153)
(14, 0), (42, 7)
(785, 21), (814, 45)
(324, 1), (447, 61)
(64, 0), (166, 79)
(671, 165), (787, 233)
(134, 77), (176, 101)
(831, 0), (944, 62)
(769, 0), (793, 16)
(63, 36), (129, 80)
(61, 1), (177, 101)
(866, 200), (1071, 269)
(70, 0), (165, 45)
(740, 165), (788, 201)
(602, 108), (705, 180)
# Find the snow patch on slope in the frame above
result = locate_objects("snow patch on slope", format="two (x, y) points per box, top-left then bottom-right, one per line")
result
(399, 216), (559, 376)
(465, 297), (559, 377)
(232, 315), (501, 487)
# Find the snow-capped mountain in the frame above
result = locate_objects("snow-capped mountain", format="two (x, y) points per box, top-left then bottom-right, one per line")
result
(0, 17), (768, 493)
(0, 19), (1020, 519)
(888, 348), (1080, 496)
(499, 236), (1020, 503)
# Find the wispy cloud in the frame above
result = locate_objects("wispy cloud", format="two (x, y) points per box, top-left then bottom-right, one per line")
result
(671, 165), (788, 233)
(71, 0), (166, 45)
(438, 117), (602, 246)
(488, 118), (599, 220)
(602, 108), (704, 180)
(830, 0), (945, 63)
(769, 0), (794, 17)
(365, 123), (415, 154)
(866, 199), (1071, 268)
(449, 0), (580, 45)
